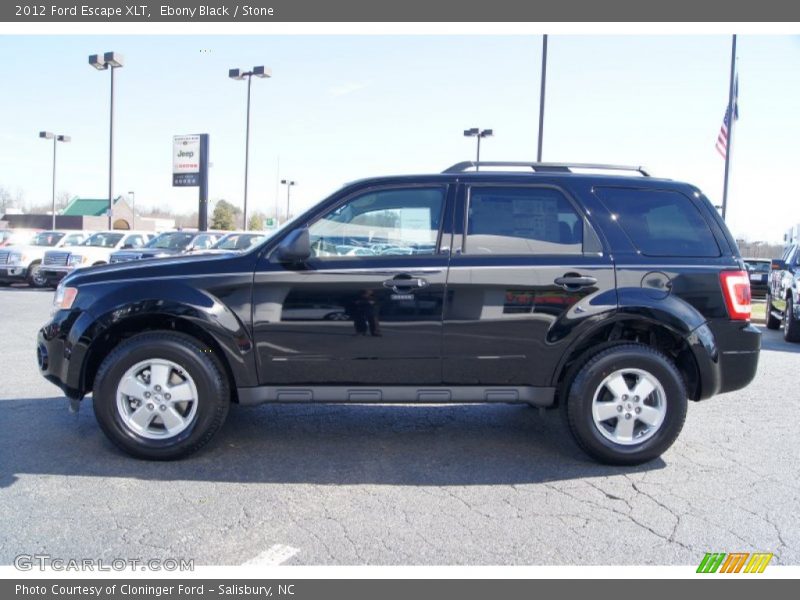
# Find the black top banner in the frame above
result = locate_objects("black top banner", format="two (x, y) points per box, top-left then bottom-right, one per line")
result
(3, 0), (800, 22)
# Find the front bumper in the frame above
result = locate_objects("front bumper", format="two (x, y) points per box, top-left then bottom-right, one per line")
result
(39, 265), (73, 283)
(37, 308), (95, 400)
(0, 265), (28, 282)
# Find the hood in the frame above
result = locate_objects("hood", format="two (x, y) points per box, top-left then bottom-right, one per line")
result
(62, 250), (256, 287)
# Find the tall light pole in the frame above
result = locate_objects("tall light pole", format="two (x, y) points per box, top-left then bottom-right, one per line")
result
(89, 51), (124, 230)
(39, 132), (70, 230)
(463, 128), (493, 171)
(128, 191), (135, 229)
(280, 179), (296, 223)
(537, 34), (548, 162)
(229, 65), (271, 230)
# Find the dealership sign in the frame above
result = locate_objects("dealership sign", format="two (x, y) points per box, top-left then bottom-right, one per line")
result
(173, 134), (202, 186)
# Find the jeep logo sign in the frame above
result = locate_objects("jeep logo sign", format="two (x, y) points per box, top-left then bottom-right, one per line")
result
(173, 134), (201, 187)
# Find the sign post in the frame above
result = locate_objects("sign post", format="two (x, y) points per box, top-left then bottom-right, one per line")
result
(172, 133), (209, 231)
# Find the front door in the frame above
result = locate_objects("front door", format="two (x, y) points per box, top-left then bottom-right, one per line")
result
(442, 182), (617, 387)
(253, 183), (453, 386)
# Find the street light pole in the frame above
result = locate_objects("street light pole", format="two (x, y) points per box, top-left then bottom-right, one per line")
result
(280, 179), (296, 223)
(537, 34), (548, 162)
(89, 52), (124, 230)
(463, 128), (494, 171)
(128, 191), (135, 229)
(229, 65), (271, 231)
(39, 132), (70, 230)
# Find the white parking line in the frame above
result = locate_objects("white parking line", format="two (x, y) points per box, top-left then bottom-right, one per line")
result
(242, 544), (300, 566)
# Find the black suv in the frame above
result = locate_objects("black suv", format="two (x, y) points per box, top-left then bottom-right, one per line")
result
(37, 162), (760, 464)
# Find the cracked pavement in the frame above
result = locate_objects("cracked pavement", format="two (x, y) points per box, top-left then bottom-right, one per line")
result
(0, 287), (798, 565)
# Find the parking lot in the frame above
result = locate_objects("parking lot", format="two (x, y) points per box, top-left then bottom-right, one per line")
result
(0, 285), (798, 566)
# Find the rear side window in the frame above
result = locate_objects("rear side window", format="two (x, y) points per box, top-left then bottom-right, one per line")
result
(594, 187), (720, 257)
(465, 186), (583, 255)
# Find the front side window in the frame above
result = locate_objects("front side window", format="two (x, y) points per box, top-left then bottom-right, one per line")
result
(124, 235), (145, 248)
(84, 233), (124, 248)
(464, 186), (583, 255)
(150, 232), (194, 250)
(192, 234), (216, 249)
(308, 187), (444, 259)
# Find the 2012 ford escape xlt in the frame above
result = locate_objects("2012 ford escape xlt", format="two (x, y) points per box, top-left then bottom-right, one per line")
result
(37, 162), (761, 464)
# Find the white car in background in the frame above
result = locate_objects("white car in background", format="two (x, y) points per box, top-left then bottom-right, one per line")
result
(202, 231), (268, 254)
(0, 230), (91, 288)
(40, 230), (155, 287)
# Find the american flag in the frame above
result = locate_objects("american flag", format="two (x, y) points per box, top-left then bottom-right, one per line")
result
(716, 75), (739, 159)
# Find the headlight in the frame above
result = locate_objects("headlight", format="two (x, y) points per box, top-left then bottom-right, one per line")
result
(53, 283), (78, 314)
(7, 252), (23, 264)
(67, 254), (87, 266)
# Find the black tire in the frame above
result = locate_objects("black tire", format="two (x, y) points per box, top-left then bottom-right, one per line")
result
(563, 344), (688, 466)
(765, 292), (780, 330)
(783, 296), (800, 343)
(26, 261), (46, 288)
(93, 331), (230, 460)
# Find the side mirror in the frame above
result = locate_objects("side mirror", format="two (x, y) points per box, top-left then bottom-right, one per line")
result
(771, 259), (786, 271)
(275, 227), (311, 263)
(122, 243), (134, 249)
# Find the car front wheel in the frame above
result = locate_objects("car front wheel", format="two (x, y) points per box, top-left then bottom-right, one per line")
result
(93, 331), (230, 460)
(564, 344), (688, 465)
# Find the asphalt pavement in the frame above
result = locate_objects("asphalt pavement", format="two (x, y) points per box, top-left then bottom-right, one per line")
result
(0, 286), (798, 566)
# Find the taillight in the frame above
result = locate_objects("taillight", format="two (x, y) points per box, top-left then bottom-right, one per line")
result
(720, 271), (752, 320)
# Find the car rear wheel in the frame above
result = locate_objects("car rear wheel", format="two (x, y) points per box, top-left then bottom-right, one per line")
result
(563, 344), (688, 465)
(783, 296), (800, 343)
(93, 331), (230, 460)
(764, 292), (780, 330)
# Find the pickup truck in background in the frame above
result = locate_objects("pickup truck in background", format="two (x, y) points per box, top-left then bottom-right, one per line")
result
(765, 242), (800, 342)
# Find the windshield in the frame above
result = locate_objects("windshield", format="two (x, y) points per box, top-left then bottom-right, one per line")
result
(32, 232), (66, 247)
(213, 233), (267, 250)
(5, 231), (37, 245)
(83, 232), (124, 248)
(147, 232), (195, 250)
(746, 261), (770, 273)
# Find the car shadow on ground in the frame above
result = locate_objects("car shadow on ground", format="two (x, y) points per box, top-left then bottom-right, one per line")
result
(0, 397), (664, 488)
(0, 284), (53, 292)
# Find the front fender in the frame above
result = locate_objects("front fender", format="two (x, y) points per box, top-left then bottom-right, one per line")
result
(76, 280), (257, 393)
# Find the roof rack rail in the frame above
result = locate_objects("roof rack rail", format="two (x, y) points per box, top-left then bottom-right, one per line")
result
(442, 161), (651, 177)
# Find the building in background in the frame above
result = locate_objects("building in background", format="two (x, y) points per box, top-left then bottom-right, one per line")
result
(1, 196), (173, 231)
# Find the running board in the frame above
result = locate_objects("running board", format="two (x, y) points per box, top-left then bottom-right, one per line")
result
(237, 385), (555, 407)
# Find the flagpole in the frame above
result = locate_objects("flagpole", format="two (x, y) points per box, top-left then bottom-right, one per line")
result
(721, 34), (737, 221)
(537, 34), (548, 162)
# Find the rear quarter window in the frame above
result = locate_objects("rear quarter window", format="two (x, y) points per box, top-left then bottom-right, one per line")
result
(593, 187), (720, 257)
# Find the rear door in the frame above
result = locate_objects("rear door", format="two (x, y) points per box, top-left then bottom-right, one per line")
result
(442, 182), (616, 388)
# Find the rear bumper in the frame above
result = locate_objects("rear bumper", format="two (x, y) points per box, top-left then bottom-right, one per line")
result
(689, 320), (760, 400)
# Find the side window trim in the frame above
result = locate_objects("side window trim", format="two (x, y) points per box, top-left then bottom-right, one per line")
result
(460, 183), (602, 257)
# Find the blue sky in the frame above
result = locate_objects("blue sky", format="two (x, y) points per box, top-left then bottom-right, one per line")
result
(0, 34), (798, 242)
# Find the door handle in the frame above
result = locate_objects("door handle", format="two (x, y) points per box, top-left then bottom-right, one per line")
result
(383, 277), (429, 292)
(554, 275), (597, 290)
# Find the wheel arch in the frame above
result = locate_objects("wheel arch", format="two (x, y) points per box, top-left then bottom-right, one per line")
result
(81, 314), (244, 404)
(551, 316), (703, 404)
